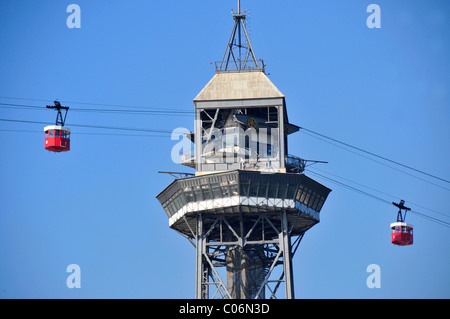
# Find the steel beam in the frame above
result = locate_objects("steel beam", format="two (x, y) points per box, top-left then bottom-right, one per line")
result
(194, 213), (299, 299)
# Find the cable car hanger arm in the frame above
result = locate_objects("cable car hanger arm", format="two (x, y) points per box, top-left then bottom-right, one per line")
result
(46, 100), (69, 126)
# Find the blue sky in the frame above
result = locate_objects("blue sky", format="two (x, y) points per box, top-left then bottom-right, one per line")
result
(0, 0), (449, 298)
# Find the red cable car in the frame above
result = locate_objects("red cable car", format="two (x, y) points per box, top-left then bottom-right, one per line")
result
(44, 100), (71, 153)
(44, 125), (71, 152)
(390, 222), (413, 246)
(391, 200), (413, 246)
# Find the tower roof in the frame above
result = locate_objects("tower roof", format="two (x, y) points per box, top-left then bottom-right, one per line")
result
(194, 70), (284, 101)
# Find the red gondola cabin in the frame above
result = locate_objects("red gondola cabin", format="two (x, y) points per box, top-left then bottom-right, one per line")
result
(390, 222), (413, 246)
(44, 125), (71, 152)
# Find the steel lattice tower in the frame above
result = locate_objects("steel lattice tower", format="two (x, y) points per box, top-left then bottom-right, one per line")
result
(156, 3), (331, 299)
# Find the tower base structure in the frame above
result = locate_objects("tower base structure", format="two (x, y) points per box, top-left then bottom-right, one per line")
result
(196, 211), (298, 299)
(157, 170), (331, 299)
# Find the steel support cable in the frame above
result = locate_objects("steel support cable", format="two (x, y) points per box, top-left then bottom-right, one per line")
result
(0, 128), (168, 137)
(309, 166), (450, 220)
(300, 130), (450, 191)
(0, 118), (173, 134)
(306, 169), (392, 205)
(1, 97), (446, 180)
(0, 96), (193, 112)
(0, 102), (193, 116)
(306, 169), (450, 229)
(2, 115), (448, 227)
(300, 126), (450, 185)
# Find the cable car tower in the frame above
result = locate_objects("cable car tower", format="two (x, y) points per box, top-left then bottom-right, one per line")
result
(44, 100), (71, 152)
(156, 2), (331, 299)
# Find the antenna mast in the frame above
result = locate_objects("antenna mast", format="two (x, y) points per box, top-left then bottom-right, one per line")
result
(219, 0), (260, 72)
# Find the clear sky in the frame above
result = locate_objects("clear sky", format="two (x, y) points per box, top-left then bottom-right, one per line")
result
(0, 0), (449, 298)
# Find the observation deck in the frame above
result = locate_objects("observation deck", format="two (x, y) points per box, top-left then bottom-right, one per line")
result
(156, 170), (331, 239)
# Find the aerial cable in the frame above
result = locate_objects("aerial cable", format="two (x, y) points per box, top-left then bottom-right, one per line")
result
(0, 102), (45, 110)
(308, 166), (450, 220)
(1, 97), (447, 181)
(0, 96), (193, 113)
(306, 169), (391, 205)
(305, 169), (450, 229)
(409, 209), (450, 228)
(0, 102), (193, 116)
(2, 110), (448, 227)
(2, 97), (448, 185)
(0, 128), (168, 137)
(301, 130), (449, 191)
(0, 118), (173, 134)
(300, 126), (450, 185)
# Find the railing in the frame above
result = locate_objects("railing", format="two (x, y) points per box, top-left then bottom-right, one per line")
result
(214, 59), (265, 73)
(180, 149), (195, 168)
(231, 8), (249, 17)
(285, 155), (306, 173)
(182, 150), (307, 173)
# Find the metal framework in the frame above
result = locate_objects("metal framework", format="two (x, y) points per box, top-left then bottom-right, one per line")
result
(194, 211), (303, 299)
(156, 170), (331, 299)
(158, 171), (195, 179)
(218, 2), (260, 72)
